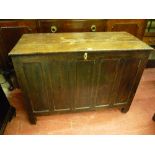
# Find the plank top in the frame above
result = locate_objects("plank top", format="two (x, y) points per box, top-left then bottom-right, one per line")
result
(9, 32), (153, 56)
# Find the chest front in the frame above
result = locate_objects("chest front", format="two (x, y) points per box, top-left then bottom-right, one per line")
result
(10, 32), (153, 124)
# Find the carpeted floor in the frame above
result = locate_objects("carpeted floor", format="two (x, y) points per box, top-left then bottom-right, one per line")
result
(3, 68), (155, 135)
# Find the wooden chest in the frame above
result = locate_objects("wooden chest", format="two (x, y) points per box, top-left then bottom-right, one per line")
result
(9, 32), (153, 124)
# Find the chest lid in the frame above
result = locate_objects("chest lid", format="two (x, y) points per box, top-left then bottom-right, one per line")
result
(9, 32), (153, 56)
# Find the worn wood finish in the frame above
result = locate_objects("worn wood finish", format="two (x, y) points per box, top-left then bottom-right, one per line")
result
(0, 19), (147, 90)
(10, 32), (153, 124)
(0, 19), (146, 69)
(10, 32), (152, 55)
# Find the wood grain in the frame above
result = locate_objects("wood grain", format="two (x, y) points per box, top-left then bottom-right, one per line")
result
(10, 32), (153, 124)
(9, 32), (153, 55)
(3, 68), (155, 134)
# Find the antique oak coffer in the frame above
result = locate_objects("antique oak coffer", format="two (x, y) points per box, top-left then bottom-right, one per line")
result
(9, 32), (153, 124)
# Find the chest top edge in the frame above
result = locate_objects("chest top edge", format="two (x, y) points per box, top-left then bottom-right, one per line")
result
(9, 32), (154, 56)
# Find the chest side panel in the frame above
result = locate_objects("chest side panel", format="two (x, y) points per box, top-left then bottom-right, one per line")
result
(22, 62), (50, 113)
(115, 58), (140, 104)
(73, 60), (96, 110)
(94, 58), (121, 107)
(12, 56), (50, 114)
(45, 60), (74, 112)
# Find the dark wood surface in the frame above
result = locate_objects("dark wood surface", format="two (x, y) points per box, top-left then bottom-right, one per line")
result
(38, 19), (146, 40)
(107, 19), (147, 40)
(38, 19), (107, 33)
(0, 20), (37, 90)
(0, 19), (147, 90)
(0, 20), (37, 69)
(10, 32), (153, 124)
